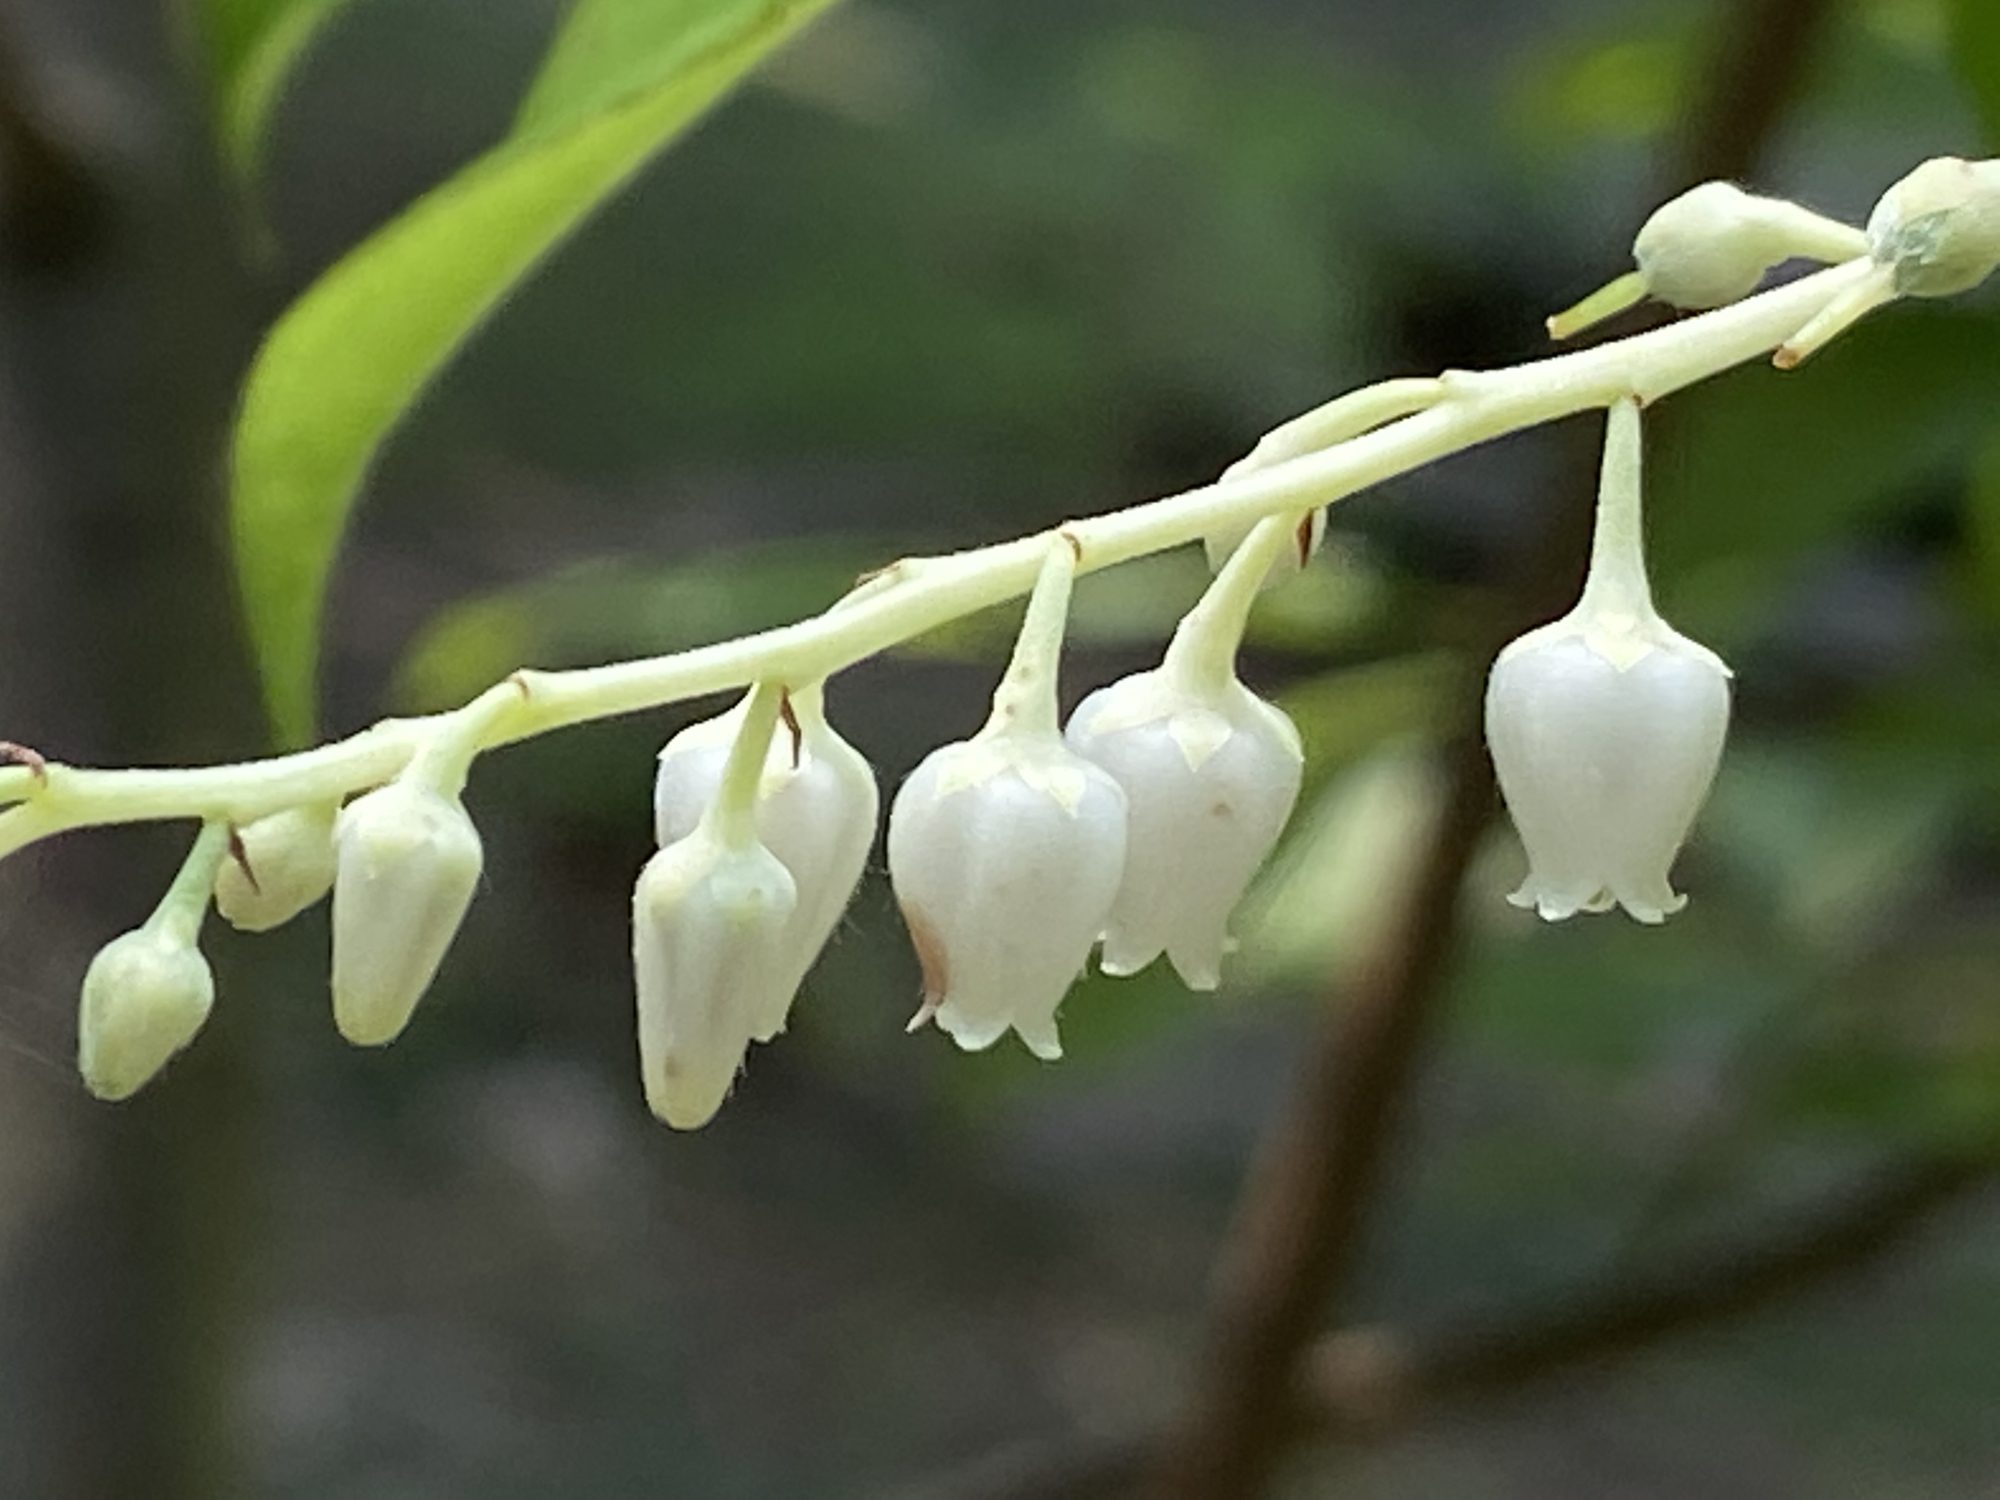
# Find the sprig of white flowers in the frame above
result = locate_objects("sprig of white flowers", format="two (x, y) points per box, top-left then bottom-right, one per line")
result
(10, 157), (2000, 1117)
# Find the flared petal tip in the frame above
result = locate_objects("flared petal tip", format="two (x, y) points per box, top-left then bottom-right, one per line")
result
(1507, 880), (1687, 925)
(1165, 948), (1224, 993)
(1015, 1022), (1064, 1062)
(1097, 942), (1159, 980)
(1614, 888), (1687, 925)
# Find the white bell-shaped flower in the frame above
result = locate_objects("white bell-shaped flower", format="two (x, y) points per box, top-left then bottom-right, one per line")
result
(330, 781), (484, 1046)
(653, 686), (878, 1040)
(214, 802), (338, 932)
(888, 731), (1127, 1059)
(633, 822), (797, 1129)
(1066, 667), (1302, 989)
(77, 926), (215, 1101)
(886, 538), (1128, 1059)
(1486, 400), (1731, 923)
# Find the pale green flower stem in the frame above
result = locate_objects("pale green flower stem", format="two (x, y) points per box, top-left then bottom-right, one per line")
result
(1574, 397), (1652, 621)
(149, 822), (232, 947)
(1165, 516), (1296, 698)
(0, 256), (1884, 861)
(702, 680), (785, 849)
(981, 538), (1079, 737)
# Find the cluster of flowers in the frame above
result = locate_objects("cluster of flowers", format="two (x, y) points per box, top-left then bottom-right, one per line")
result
(72, 156), (2000, 1117)
(74, 396), (1728, 1125)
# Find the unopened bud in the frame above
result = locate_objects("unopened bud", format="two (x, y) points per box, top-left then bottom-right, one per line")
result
(1867, 155), (2000, 297)
(1549, 182), (1867, 339)
(653, 691), (878, 1040)
(330, 782), (483, 1046)
(214, 803), (337, 932)
(77, 928), (214, 1101)
(633, 827), (797, 1129)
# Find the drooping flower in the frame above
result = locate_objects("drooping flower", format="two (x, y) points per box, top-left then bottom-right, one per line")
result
(888, 733), (1127, 1058)
(214, 802), (338, 933)
(1486, 398), (1731, 922)
(77, 926), (214, 1101)
(887, 539), (1128, 1059)
(633, 822), (796, 1129)
(653, 686), (878, 1040)
(330, 782), (484, 1045)
(1066, 666), (1302, 989)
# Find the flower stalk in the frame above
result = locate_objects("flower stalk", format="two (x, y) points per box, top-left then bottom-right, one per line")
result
(0, 161), (1994, 868)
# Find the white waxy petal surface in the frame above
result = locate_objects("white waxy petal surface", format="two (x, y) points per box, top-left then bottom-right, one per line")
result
(77, 930), (215, 1101)
(331, 783), (484, 1046)
(654, 704), (879, 1040)
(215, 803), (338, 933)
(887, 734), (1127, 1060)
(633, 832), (797, 1130)
(1066, 673), (1303, 989)
(1486, 622), (1730, 923)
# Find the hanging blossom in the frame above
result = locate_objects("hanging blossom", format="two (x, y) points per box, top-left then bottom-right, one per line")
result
(77, 823), (230, 1100)
(1485, 397), (1731, 923)
(634, 682), (803, 1128)
(887, 538), (1128, 1060)
(1066, 515), (1305, 990)
(652, 682), (878, 1042)
(326, 688), (511, 1047)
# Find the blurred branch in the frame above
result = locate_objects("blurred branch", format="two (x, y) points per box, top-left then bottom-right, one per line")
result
(1148, 726), (1496, 1498)
(1677, 0), (1837, 187)
(1150, 3), (1843, 1497)
(0, 18), (109, 273)
(1305, 1152), (1983, 1419)
(924, 1151), (1985, 1500)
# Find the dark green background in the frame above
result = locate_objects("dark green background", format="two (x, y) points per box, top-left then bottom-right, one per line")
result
(1, 1), (1997, 1496)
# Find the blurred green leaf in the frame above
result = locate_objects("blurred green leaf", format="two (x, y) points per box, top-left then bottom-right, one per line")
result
(1703, 741), (1962, 955)
(184, 0), (361, 189)
(1504, 24), (1692, 153)
(1654, 309), (2000, 585)
(1239, 742), (1442, 990)
(392, 539), (881, 712)
(230, 0), (845, 744)
(1774, 931), (2000, 1155)
(1964, 419), (2000, 621)
(1948, 0), (2000, 146)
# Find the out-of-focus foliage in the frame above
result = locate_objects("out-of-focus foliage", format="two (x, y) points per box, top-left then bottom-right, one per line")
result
(228, 0), (847, 745)
(10, 2), (2000, 1496)
(1950, 0), (2000, 145)
(182, 0), (363, 190)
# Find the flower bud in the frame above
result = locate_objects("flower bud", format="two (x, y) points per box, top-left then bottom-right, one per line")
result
(1549, 183), (1867, 339)
(214, 803), (337, 932)
(1486, 399), (1730, 923)
(330, 782), (483, 1046)
(633, 827), (797, 1129)
(1866, 155), (2000, 297)
(1066, 668), (1302, 989)
(653, 693), (878, 1040)
(1634, 181), (1866, 309)
(887, 730), (1127, 1059)
(77, 928), (214, 1101)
